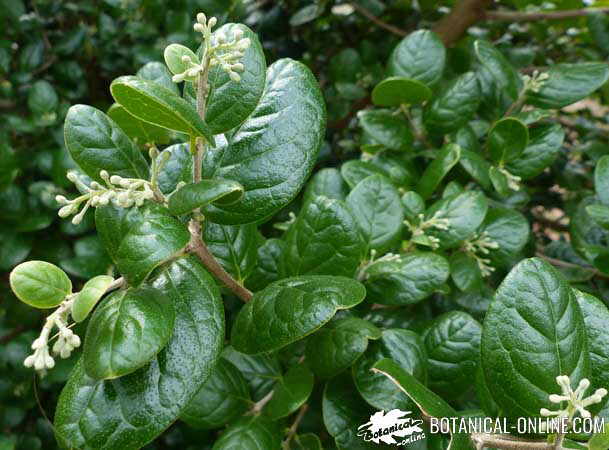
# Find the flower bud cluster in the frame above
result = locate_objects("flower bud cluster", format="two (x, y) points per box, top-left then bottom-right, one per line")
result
(540, 375), (607, 421)
(463, 231), (500, 277)
(523, 70), (550, 94)
(404, 212), (450, 250)
(498, 166), (522, 191)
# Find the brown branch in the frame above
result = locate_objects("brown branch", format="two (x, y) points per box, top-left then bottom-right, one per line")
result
(471, 433), (553, 450)
(349, 2), (407, 36)
(283, 404), (309, 450)
(433, 0), (493, 46)
(485, 7), (609, 22)
(187, 220), (253, 302)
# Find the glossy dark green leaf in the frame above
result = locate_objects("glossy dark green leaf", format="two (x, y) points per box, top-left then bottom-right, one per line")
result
(596, 155), (609, 206)
(478, 208), (529, 268)
(28, 80), (58, 115)
(292, 434), (322, 450)
(450, 252), (482, 292)
(402, 191), (425, 221)
(95, 203), (190, 285)
(265, 364), (314, 420)
(107, 103), (171, 146)
(55, 256), (224, 449)
(83, 285), (175, 380)
(505, 123), (564, 180)
(372, 77), (432, 107)
(322, 373), (377, 450)
(425, 191), (488, 249)
(0, 229), (31, 271)
(340, 160), (389, 189)
(157, 143), (192, 194)
(357, 109), (412, 152)
(346, 174), (404, 253)
(369, 152), (419, 187)
(201, 59), (325, 224)
(364, 252), (450, 306)
(203, 222), (260, 283)
(459, 150), (491, 189)
(231, 275), (366, 354)
(353, 329), (427, 411)
(387, 30), (446, 86)
(222, 346), (282, 401)
(423, 311), (482, 398)
(574, 289), (609, 408)
(527, 63), (609, 109)
(64, 105), (149, 183)
(303, 167), (349, 204)
(71, 275), (114, 323)
(212, 416), (281, 450)
(487, 117), (528, 163)
(474, 40), (520, 100)
(416, 143), (461, 200)
(110, 76), (215, 144)
(60, 235), (113, 280)
(488, 166), (511, 197)
(283, 196), (366, 277)
(246, 239), (286, 292)
(181, 358), (250, 429)
(305, 317), (381, 379)
(168, 179), (244, 215)
(136, 61), (178, 95)
(481, 258), (589, 421)
(10, 260), (72, 309)
(423, 72), (480, 134)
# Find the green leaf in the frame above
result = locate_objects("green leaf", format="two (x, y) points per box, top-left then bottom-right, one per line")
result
(353, 329), (427, 411)
(416, 143), (461, 199)
(346, 174), (404, 253)
(596, 155), (609, 206)
(422, 311), (482, 398)
(83, 285), (175, 380)
(423, 72), (480, 134)
(203, 222), (260, 283)
(107, 103), (171, 146)
(95, 203), (190, 286)
(402, 191), (425, 221)
(64, 105), (149, 183)
(265, 364), (314, 420)
(168, 179), (244, 215)
(527, 63), (609, 109)
(478, 208), (529, 268)
(231, 275), (366, 354)
(487, 117), (528, 163)
(303, 167), (349, 204)
(222, 346), (282, 401)
(28, 80), (58, 115)
(425, 191), (488, 249)
(589, 423), (609, 450)
(364, 252), (450, 306)
(163, 44), (200, 82)
(201, 59), (325, 224)
(371, 77), (432, 107)
(212, 416), (281, 450)
(357, 109), (413, 152)
(574, 289), (609, 409)
(181, 358), (251, 429)
(157, 143), (192, 194)
(387, 30), (446, 86)
(55, 256), (224, 449)
(10, 260), (72, 309)
(60, 235), (113, 280)
(305, 317), (381, 378)
(283, 196), (366, 277)
(481, 258), (589, 421)
(474, 40), (520, 100)
(71, 275), (114, 323)
(110, 76), (215, 145)
(292, 434), (322, 450)
(246, 238), (286, 292)
(322, 373), (377, 450)
(505, 123), (565, 180)
(587, 203), (609, 229)
(340, 160), (390, 190)
(450, 252), (482, 292)
(489, 166), (511, 197)
(136, 61), (178, 95)
(459, 150), (491, 190)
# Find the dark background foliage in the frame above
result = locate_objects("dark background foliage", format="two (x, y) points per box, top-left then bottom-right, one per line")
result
(3, 0), (609, 448)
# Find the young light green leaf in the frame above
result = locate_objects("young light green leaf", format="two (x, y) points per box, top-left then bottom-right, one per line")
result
(416, 143), (461, 199)
(265, 364), (314, 420)
(71, 275), (114, 322)
(201, 58), (325, 224)
(168, 179), (244, 215)
(181, 358), (250, 429)
(110, 76), (215, 145)
(387, 30), (446, 86)
(283, 196), (366, 278)
(305, 317), (381, 379)
(346, 174), (404, 253)
(372, 77), (432, 107)
(164, 43), (200, 82)
(64, 105), (149, 183)
(231, 275), (366, 354)
(83, 285), (175, 380)
(55, 256), (224, 450)
(481, 258), (589, 421)
(487, 117), (528, 163)
(10, 260), (72, 309)
(357, 109), (413, 152)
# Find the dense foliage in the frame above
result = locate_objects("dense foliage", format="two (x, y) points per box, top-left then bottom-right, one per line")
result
(5, 1), (609, 449)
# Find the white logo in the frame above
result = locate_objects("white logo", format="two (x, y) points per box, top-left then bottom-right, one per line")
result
(357, 409), (425, 446)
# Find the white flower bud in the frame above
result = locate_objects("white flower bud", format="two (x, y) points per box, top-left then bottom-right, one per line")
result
(229, 72), (241, 82)
(66, 171), (78, 182)
(197, 12), (206, 24)
(110, 175), (122, 185)
(24, 355), (36, 368)
(172, 73), (186, 83)
(232, 63), (244, 72)
(208, 17), (217, 28)
(90, 181), (102, 190)
(99, 170), (109, 181)
(549, 394), (564, 403)
(55, 195), (68, 204)
(194, 23), (205, 33)
(236, 38), (250, 50)
(540, 408), (553, 417)
(233, 29), (244, 40)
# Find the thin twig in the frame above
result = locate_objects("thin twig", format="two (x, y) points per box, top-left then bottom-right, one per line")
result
(535, 252), (609, 280)
(187, 221), (253, 302)
(349, 2), (407, 36)
(283, 404), (309, 450)
(249, 390), (274, 415)
(485, 7), (609, 22)
(471, 433), (554, 450)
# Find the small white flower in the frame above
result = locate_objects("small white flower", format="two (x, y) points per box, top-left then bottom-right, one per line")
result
(540, 375), (607, 420)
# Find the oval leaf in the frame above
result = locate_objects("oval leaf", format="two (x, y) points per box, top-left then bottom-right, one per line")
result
(265, 364), (314, 420)
(488, 117), (528, 163)
(372, 77), (432, 107)
(416, 143), (461, 200)
(506, 123), (564, 180)
(212, 416), (281, 450)
(71, 275), (114, 323)
(168, 178), (244, 215)
(10, 260), (72, 309)
(357, 109), (413, 152)
(387, 30), (446, 86)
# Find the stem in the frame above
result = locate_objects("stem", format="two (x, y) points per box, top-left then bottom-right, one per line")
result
(433, 0), (493, 46)
(187, 221), (254, 302)
(485, 7), (609, 22)
(400, 104), (432, 148)
(249, 390), (274, 415)
(470, 433), (554, 450)
(349, 2), (407, 36)
(283, 404), (309, 450)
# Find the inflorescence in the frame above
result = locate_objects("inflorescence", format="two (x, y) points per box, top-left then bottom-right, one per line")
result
(540, 375), (607, 421)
